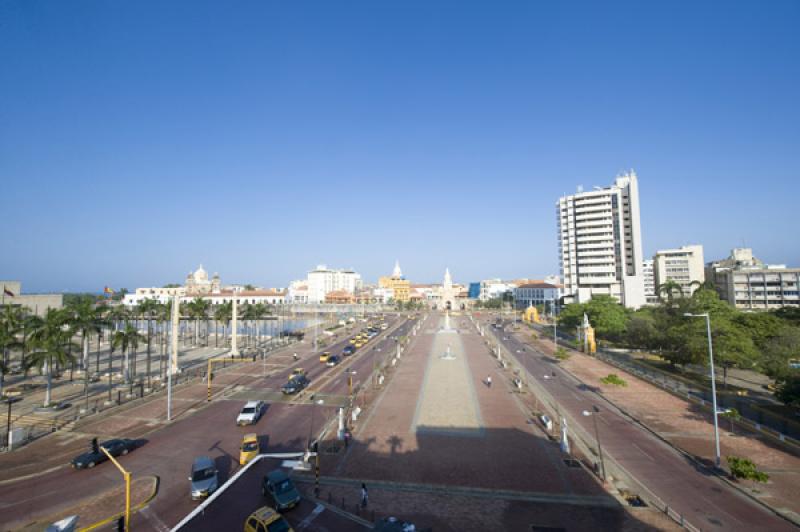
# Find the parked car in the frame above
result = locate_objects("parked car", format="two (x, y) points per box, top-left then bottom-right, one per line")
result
(189, 456), (219, 500)
(237, 401), (266, 426)
(281, 375), (309, 395)
(326, 355), (341, 367)
(71, 438), (138, 469)
(244, 506), (294, 532)
(262, 469), (301, 511)
(240, 433), (260, 465)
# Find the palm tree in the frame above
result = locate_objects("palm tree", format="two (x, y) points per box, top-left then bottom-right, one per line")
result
(113, 323), (144, 384)
(27, 309), (78, 407)
(137, 299), (160, 388)
(156, 301), (171, 379)
(186, 298), (211, 347)
(241, 303), (258, 349)
(252, 303), (269, 349)
(66, 299), (106, 373)
(0, 306), (24, 396)
(213, 302), (232, 348)
(657, 280), (684, 307)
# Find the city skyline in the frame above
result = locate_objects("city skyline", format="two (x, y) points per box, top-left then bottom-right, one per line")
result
(2, 1), (799, 291)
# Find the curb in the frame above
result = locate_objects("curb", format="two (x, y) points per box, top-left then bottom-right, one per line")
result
(78, 475), (161, 531)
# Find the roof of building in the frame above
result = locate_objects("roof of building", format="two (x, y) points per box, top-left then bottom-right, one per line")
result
(516, 282), (558, 289)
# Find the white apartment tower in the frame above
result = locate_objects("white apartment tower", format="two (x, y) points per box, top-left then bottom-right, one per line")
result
(653, 245), (705, 297)
(557, 170), (646, 308)
(306, 265), (362, 304)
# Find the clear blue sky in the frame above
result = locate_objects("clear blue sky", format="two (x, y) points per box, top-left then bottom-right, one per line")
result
(2, 1), (798, 292)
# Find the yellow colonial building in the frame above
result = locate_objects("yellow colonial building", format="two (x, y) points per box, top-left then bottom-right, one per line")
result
(379, 261), (410, 303)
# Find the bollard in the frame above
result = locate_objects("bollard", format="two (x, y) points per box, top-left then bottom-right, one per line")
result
(117, 391), (122, 404)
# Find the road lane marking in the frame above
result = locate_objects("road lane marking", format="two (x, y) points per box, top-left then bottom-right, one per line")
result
(297, 503), (325, 530)
(632, 443), (655, 461)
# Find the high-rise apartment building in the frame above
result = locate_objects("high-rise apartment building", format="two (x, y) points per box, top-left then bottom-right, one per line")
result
(653, 245), (705, 297)
(642, 259), (658, 305)
(557, 170), (646, 308)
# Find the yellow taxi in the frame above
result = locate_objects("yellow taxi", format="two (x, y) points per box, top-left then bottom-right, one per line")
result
(289, 368), (305, 380)
(349, 338), (358, 345)
(319, 351), (331, 363)
(243, 506), (293, 532)
(239, 433), (260, 466)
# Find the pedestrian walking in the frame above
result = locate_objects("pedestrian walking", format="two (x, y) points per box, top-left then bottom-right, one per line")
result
(361, 482), (368, 508)
(487, 375), (492, 388)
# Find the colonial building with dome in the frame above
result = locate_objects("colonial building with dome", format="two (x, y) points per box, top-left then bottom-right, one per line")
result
(184, 264), (221, 296)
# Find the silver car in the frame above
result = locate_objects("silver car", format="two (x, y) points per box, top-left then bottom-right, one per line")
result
(189, 456), (218, 500)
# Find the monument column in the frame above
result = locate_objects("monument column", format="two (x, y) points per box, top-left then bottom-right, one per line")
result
(170, 294), (180, 374)
(231, 296), (239, 356)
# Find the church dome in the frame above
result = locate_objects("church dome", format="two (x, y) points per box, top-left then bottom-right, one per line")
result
(193, 264), (208, 282)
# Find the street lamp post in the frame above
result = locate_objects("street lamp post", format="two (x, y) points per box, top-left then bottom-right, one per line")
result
(552, 299), (558, 348)
(684, 312), (722, 468)
(582, 406), (606, 481)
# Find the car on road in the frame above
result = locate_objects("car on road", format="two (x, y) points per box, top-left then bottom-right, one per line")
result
(319, 351), (331, 363)
(342, 345), (355, 356)
(262, 469), (301, 511)
(326, 355), (341, 367)
(244, 506), (294, 532)
(281, 375), (309, 395)
(71, 438), (138, 469)
(237, 401), (266, 426)
(240, 433), (260, 465)
(189, 456), (219, 500)
(289, 368), (306, 380)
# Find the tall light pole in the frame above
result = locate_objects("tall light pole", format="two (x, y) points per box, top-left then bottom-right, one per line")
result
(684, 312), (721, 468)
(582, 406), (606, 481)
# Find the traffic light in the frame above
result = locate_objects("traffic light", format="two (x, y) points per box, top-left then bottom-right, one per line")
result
(91, 438), (99, 454)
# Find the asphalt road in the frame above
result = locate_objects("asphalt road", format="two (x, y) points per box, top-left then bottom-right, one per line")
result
(482, 315), (795, 532)
(0, 315), (411, 531)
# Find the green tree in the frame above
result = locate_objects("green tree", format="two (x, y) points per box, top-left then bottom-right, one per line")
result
(66, 299), (106, 373)
(775, 374), (800, 407)
(186, 298), (211, 346)
(625, 309), (660, 350)
(113, 323), (144, 383)
(760, 327), (800, 380)
(657, 280), (685, 307)
(27, 309), (78, 406)
(214, 302), (232, 348)
(137, 299), (161, 388)
(0, 306), (25, 396)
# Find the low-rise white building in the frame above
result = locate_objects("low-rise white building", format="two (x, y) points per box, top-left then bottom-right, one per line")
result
(513, 282), (560, 311)
(707, 248), (800, 310)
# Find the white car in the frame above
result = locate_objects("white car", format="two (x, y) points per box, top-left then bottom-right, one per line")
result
(236, 401), (265, 426)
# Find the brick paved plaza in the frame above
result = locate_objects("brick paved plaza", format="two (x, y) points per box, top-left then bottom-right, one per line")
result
(325, 314), (628, 530)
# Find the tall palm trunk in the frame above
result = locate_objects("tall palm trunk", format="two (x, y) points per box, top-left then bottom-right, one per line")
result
(44, 358), (53, 407)
(82, 332), (90, 372)
(123, 346), (130, 383)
